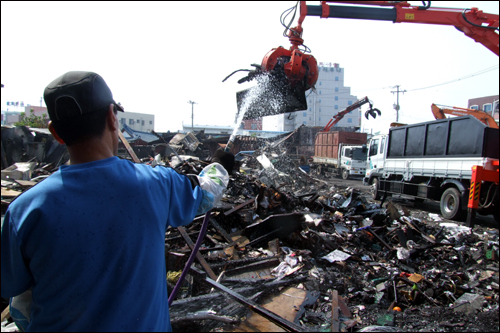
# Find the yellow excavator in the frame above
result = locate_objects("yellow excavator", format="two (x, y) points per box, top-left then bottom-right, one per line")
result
(431, 103), (499, 128)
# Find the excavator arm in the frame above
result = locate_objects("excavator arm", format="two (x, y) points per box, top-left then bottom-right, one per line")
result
(323, 96), (381, 132)
(431, 103), (499, 128)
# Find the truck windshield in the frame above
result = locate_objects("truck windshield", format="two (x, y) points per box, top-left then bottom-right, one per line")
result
(352, 148), (367, 161)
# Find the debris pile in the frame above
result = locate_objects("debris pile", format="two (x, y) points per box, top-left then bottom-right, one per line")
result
(164, 140), (499, 332)
(1, 128), (498, 332)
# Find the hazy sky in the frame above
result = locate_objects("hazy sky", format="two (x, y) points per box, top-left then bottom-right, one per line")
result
(2, 1), (499, 133)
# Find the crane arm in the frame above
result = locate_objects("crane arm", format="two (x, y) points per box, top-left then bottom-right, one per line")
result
(301, 1), (499, 56)
(431, 103), (499, 129)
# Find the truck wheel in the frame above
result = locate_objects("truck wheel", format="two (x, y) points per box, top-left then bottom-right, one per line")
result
(342, 169), (349, 180)
(372, 178), (381, 200)
(440, 187), (465, 220)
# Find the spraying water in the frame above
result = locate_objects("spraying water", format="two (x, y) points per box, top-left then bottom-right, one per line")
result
(225, 74), (286, 151)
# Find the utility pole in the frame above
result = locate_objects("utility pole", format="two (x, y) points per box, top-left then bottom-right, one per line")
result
(187, 100), (197, 131)
(391, 85), (406, 122)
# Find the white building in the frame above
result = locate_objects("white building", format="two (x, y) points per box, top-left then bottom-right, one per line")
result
(117, 111), (155, 132)
(262, 62), (360, 131)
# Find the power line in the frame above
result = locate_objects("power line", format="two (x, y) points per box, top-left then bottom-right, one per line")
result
(407, 65), (499, 91)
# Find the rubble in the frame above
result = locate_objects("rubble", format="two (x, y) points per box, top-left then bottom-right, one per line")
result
(1, 127), (499, 332)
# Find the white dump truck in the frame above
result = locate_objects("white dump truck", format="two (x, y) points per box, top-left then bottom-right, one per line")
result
(363, 115), (499, 224)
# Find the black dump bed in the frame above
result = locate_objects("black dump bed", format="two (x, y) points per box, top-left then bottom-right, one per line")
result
(387, 115), (499, 159)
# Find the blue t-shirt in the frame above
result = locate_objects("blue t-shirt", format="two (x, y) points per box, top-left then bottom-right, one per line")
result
(1, 156), (203, 331)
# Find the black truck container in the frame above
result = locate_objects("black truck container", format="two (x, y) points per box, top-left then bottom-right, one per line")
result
(387, 115), (499, 159)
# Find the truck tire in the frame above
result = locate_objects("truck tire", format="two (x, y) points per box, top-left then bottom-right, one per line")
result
(342, 169), (349, 180)
(315, 165), (322, 176)
(372, 178), (381, 200)
(440, 187), (465, 220)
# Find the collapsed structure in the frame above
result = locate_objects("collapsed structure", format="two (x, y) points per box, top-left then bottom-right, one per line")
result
(1, 125), (498, 332)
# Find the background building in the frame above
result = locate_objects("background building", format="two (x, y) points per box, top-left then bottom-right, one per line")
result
(117, 111), (154, 132)
(1, 105), (48, 126)
(468, 94), (499, 124)
(262, 62), (360, 131)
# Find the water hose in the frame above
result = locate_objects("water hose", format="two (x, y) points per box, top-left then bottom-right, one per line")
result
(168, 210), (212, 306)
(169, 134), (234, 305)
(224, 134), (236, 152)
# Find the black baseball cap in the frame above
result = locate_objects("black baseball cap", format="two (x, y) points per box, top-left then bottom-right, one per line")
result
(44, 71), (124, 121)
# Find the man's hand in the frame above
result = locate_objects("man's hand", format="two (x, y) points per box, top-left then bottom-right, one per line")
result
(211, 149), (235, 174)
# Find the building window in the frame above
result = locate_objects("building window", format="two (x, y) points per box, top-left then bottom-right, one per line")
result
(348, 100), (352, 105)
(335, 87), (339, 92)
(141, 120), (145, 126)
(347, 118), (352, 123)
(251, 123), (257, 130)
(309, 107), (311, 111)
(303, 121), (307, 125)
(319, 108), (321, 112)
(319, 99), (321, 103)
(470, 105), (479, 110)
(319, 81), (322, 85)
(319, 117), (321, 121)
(319, 91), (321, 94)
(335, 76), (339, 81)
(335, 105), (338, 109)
(129, 119), (134, 125)
(335, 96), (338, 101)
(149, 120), (153, 125)
(303, 112), (307, 117)
(483, 103), (492, 112)
(137, 119), (140, 123)
(120, 118), (125, 125)
(309, 117), (311, 120)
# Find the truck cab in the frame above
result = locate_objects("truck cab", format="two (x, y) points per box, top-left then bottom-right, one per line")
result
(363, 134), (388, 187)
(341, 145), (368, 179)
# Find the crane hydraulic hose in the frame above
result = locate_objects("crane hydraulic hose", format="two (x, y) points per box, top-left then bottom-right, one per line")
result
(168, 210), (211, 306)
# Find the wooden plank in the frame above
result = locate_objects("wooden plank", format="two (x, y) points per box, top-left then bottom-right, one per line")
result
(178, 226), (218, 281)
(118, 130), (141, 163)
(1, 306), (10, 322)
(1, 187), (22, 198)
(13, 179), (37, 187)
(338, 295), (352, 318)
(224, 198), (255, 216)
(331, 290), (339, 332)
(233, 287), (307, 332)
(209, 218), (234, 245)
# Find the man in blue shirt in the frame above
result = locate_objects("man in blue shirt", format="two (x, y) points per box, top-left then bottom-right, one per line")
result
(1, 71), (234, 331)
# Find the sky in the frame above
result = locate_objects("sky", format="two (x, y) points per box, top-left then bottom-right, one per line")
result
(1, 1), (499, 134)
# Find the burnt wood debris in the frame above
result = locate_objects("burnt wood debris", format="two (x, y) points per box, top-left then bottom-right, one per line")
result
(1, 125), (499, 332)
